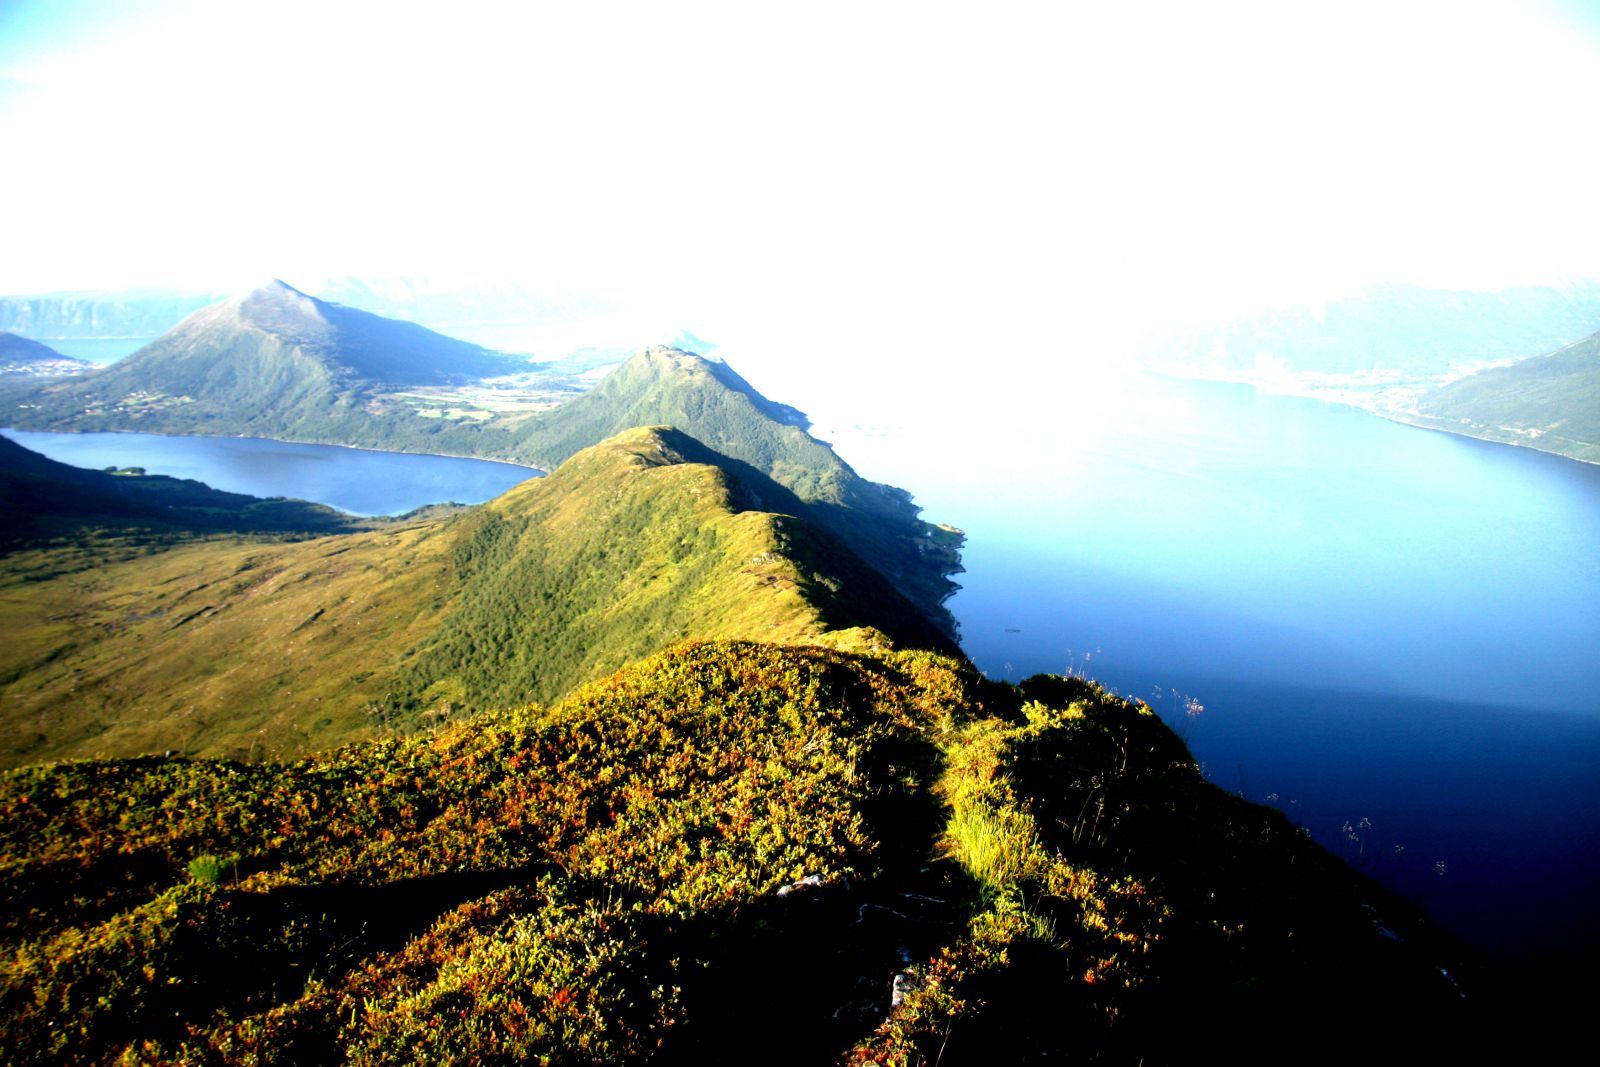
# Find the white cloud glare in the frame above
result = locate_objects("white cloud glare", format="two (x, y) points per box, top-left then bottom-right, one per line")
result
(2, 0), (1598, 417)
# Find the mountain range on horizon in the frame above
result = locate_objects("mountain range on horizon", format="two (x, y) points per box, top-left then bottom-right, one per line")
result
(8, 274), (1600, 471)
(9, 274), (1600, 373)
(0, 279), (562, 453)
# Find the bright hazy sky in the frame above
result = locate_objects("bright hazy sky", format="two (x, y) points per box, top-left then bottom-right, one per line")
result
(3, 0), (1599, 402)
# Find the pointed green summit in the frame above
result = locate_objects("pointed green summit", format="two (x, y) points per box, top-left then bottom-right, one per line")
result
(507, 347), (964, 631)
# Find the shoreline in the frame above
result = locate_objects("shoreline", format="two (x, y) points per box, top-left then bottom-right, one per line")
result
(1155, 369), (1600, 469)
(0, 424), (548, 476)
(1371, 410), (1600, 468)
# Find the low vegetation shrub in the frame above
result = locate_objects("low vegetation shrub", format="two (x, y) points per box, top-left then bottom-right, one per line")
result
(0, 641), (1477, 1064)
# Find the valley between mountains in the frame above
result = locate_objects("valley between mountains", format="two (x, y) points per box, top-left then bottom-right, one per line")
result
(0, 285), (1496, 1063)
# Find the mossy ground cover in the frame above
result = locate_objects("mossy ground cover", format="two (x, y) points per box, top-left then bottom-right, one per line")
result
(0, 641), (1483, 1064)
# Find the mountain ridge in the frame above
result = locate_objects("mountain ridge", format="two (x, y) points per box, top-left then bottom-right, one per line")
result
(0, 425), (949, 767)
(1, 308), (963, 631)
(505, 346), (963, 630)
(0, 639), (1487, 1063)
(0, 310), (1505, 1060)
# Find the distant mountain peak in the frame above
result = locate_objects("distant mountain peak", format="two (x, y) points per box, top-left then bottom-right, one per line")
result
(243, 280), (314, 303)
(638, 344), (716, 367)
(224, 277), (315, 306)
(231, 279), (328, 333)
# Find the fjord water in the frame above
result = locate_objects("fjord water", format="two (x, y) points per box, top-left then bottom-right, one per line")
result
(1, 429), (539, 515)
(823, 374), (1600, 960)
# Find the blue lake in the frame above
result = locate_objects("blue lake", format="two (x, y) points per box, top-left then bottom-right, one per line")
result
(824, 374), (1600, 961)
(0, 429), (541, 515)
